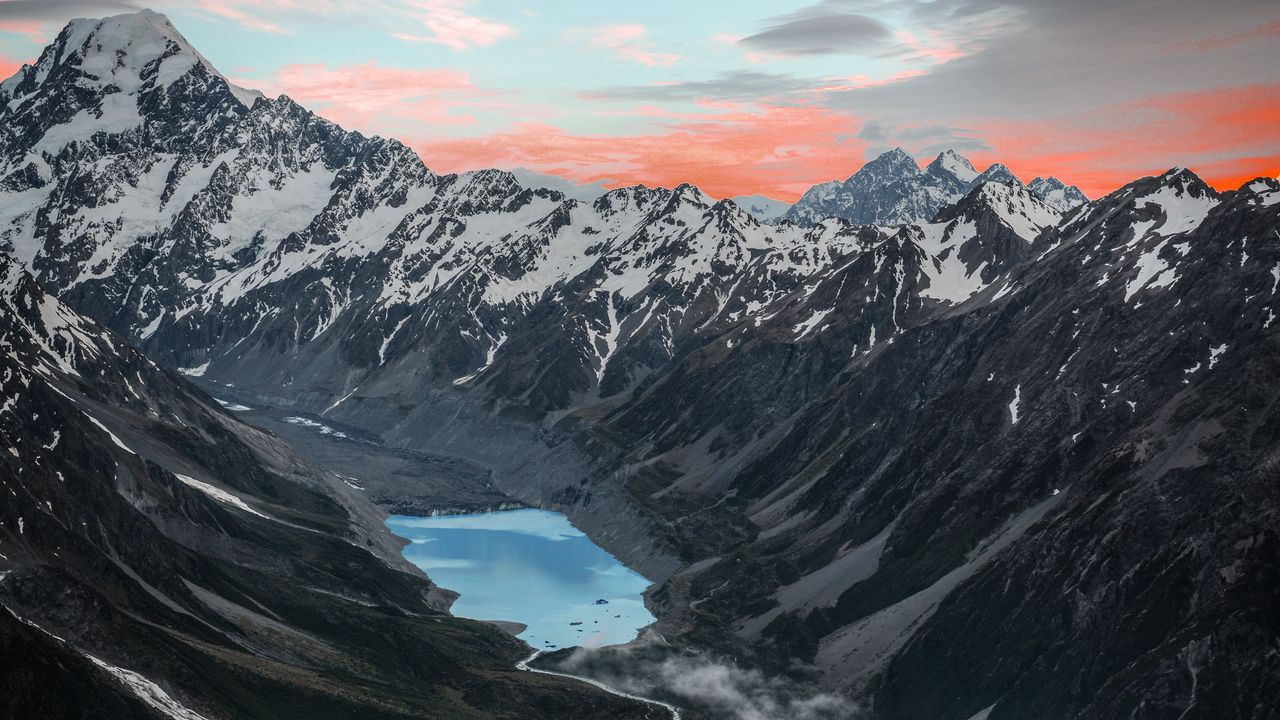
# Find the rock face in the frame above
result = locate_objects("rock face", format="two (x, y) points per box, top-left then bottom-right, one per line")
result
(784, 147), (1087, 226)
(4, 10), (1279, 720)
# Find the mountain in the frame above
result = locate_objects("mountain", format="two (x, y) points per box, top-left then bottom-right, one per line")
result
(730, 194), (791, 223)
(1030, 175), (1091, 212)
(3, 10), (1278, 720)
(783, 148), (1088, 226)
(0, 252), (656, 718)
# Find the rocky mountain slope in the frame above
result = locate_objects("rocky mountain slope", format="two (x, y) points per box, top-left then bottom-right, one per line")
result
(0, 253), (654, 719)
(3, 10), (1278, 720)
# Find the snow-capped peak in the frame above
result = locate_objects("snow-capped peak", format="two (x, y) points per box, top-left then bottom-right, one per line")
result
(1029, 177), (1089, 212)
(927, 149), (979, 184)
(851, 147), (923, 183)
(2, 9), (260, 111)
(973, 163), (1023, 189)
(935, 180), (1062, 240)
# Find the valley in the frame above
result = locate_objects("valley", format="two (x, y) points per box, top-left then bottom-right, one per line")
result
(1, 8), (1277, 720)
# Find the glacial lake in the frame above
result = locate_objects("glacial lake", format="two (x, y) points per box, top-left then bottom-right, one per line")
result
(387, 509), (657, 650)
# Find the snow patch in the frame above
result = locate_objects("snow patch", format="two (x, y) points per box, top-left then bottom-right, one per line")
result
(174, 473), (269, 519)
(85, 653), (211, 720)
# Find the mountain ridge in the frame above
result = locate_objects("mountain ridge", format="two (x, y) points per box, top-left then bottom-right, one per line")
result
(783, 146), (1088, 226)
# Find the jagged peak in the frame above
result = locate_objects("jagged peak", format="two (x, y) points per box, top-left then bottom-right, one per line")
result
(1240, 176), (1280, 195)
(710, 197), (761, 228)
(1027, 176), (1089, 212)
(671, 182), (712, 205)
(851, 147), (922, 181)
(593, 184), (669, 214)
(3, 9), (260, 109)
(455, 167), (520, 191)
(973, 162), (1023, 187)
(1157, 166), (1211, 190)
(1109, 166), (1217, 205)
(926, 149), (979, 183)
(933, 177), (1060, 238)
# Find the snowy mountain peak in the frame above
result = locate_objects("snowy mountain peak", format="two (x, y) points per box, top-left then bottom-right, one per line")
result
(2, 10), (259, 111)
(852, 147), (922, 182)
(973, 162), (1023, 188)
(671, 182), (713, 205)
(785, 148), (1086, 227)
(1157, 166), (1212, 193)
(936, 175), (1061, 238)
(1028, 176), (1089, 212)
(926, 149), (979, 184)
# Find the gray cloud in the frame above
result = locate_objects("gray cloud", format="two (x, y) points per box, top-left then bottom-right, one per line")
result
(856, 120), (890, 142)
(740, 3), (892, 56)
(852, 121), (994, 160)
(0, 0), (140, 20)
(584, 70), (818, 104)
(823, 0), (1280, 120)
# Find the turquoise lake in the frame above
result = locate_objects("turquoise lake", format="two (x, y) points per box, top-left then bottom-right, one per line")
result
(387, 509), (657, 650)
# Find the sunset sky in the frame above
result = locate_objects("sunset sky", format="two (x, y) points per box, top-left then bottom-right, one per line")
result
(0, 0), (1277, 200)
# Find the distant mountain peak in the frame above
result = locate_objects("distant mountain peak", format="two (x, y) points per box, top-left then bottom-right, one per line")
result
(853, 147), (923, 181)
(1029, 176), (1089, 212)
(927, 149), (979, 184)
(974, 162), (1023, 188)
(935, 174), (1061, 235)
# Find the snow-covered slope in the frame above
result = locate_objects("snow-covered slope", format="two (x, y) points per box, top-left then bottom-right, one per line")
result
(0, 11), (1065, 417)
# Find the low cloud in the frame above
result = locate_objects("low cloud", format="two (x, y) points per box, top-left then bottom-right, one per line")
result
(652, 656), (855, 720)
(559, 645), (860, 720)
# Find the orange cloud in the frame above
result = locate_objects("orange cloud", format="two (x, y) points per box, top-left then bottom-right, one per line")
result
(968, 83), (1280, 196)
(241, 63), (480, 129)
(412, 104), (867, 201)
(0, 20), (45, 42)
(0, 55), (27, 80)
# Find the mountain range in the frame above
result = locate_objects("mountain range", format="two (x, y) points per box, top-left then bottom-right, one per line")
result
(1, 10), (1277, 720)
(782, 147), (1088, 226)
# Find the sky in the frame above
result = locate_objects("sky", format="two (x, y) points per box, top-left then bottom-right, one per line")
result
(0, 0), (1276, 201)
